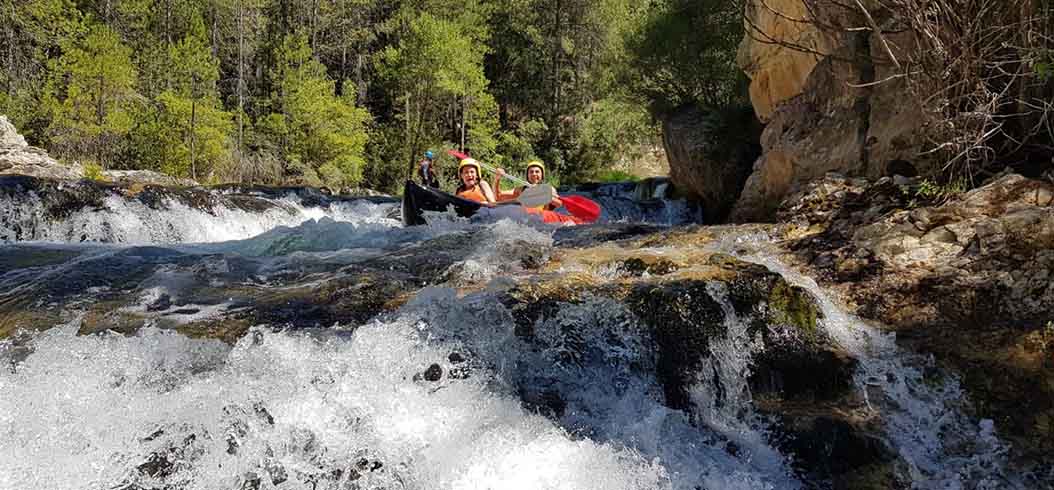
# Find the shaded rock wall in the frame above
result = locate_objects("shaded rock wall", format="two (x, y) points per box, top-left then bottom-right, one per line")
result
(661, 105), (762, 223)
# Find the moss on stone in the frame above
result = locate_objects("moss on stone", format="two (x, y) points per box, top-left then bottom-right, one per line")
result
(768, 280), (820, 335)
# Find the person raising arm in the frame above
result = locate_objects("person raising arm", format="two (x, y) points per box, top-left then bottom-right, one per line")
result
(492, 160), (562, 210)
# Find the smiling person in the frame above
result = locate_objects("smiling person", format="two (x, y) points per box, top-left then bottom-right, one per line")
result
(455, 158), (497, 205)
(492, 160), (562, 210)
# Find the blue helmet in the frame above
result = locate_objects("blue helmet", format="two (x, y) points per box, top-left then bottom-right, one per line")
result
(424, 150), (434, 159)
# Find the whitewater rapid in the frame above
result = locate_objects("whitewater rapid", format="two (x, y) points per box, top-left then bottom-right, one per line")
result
(0, 185), (1032, 489)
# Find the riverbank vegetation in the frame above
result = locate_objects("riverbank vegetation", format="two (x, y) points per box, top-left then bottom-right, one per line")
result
(0, 0), (744, 192)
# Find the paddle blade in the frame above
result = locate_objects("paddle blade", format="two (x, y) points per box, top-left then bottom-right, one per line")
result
(561, 195), (601, 223)
(446, 149), (468, 160)
(517, 184), (554, 208)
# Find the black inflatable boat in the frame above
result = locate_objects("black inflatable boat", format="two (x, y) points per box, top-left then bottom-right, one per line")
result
(401, 180), (481, 226)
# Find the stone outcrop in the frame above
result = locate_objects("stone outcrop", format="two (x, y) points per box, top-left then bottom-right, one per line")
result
(662, 104), (762, 222)
(1, 114), (204, 187)
(0, 115), (84, 180)
(730, 0), (929, 222)
(736, 0), (831, 122)
(779, 172), (1054, 461)
(0, 115), (27, 148)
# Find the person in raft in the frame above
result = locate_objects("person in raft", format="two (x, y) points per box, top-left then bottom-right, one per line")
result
(418, 150), (440, 188)
(455, 158), (497, 206)
(492, 160), (562, 210)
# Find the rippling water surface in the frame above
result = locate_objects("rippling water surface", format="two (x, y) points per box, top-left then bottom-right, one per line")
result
(0, 184), (1029, 489)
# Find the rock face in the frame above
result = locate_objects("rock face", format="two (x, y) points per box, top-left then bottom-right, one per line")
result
(1, 114), (204, 187)
(0, 115), (84, 180)
(736, 0), (830, 122)
(0, 115), (27, 148)
(662, 105), (762, 222)
(730, 0), (929, 222)
(780, 173), (1054, 461)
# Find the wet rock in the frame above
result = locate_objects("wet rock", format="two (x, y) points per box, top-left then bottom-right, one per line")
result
(780, 172), (1054, 462)
(423, 363), (443, 382)
(765, 409), (908, 490)
(552, 223), (666, 248)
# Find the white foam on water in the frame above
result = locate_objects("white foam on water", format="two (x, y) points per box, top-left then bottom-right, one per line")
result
(0, 190), (399, 245)
(402, 288), (802, 490)
(0, 315), (671, 490)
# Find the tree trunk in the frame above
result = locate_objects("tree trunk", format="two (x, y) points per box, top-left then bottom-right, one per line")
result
(405, 93), (415, 179)
(237, 0), (245, 165)
(3, 0), (15, 97)
(460, 96), (467, 151)
(190, 76), (198, 181)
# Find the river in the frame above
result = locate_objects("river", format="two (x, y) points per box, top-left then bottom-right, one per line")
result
(0, 179), (1031, 490)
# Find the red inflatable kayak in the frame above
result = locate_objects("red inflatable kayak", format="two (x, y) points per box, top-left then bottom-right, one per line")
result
(524, 207), (586, 225)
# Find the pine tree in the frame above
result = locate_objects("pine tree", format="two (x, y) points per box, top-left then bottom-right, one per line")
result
(377, 9), (498, 178)
(260, 33), (370, 188)
(44, 23), (139, 167)
(151, 15), (234, 181)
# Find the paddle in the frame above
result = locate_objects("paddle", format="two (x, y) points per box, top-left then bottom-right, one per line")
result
(446, 149), (601, 222)
(561, 195), (601, 222)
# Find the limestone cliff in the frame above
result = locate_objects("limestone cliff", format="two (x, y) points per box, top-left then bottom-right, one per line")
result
(729, 0), (929, 222)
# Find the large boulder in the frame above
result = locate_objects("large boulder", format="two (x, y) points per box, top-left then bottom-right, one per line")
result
(662, 104), (762, 222)
(0, 115), (27, 148)
(730, 0), (930, 222)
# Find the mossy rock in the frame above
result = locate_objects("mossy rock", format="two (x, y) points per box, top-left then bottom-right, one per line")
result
(767, 280), (820, 336)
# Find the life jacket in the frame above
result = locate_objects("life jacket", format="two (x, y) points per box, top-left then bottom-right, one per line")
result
(457, 185), (488, 203)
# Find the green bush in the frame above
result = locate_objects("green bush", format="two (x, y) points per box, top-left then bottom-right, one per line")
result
(83, 162), (107, 181)
(593, 169), (640, 182)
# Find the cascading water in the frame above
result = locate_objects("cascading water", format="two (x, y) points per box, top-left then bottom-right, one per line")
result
(0, 184), (400, 244)
(711, 232), (1023, 490)
(0, 181), (1039, 489)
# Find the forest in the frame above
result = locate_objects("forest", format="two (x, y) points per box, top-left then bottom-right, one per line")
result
(0, 0), (744, 193)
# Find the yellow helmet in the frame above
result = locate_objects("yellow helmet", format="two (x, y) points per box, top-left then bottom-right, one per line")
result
(458, 158), (481, 175)
(525, 160), (545, 178)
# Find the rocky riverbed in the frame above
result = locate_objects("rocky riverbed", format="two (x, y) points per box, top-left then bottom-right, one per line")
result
(2, 169), (1049, 489)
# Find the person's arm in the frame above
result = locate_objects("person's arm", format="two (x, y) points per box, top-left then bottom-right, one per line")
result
(479, 180), (497, 205)
(549, 188), (562, 208)
(491, 168), (517, 201)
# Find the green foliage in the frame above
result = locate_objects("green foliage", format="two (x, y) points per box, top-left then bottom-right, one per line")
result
(151, 91), (234, 178)
(594, 170), (640, 183)
(913, 178), (966, 203)
(43, 23), (139, 166)
(263, 34), (370, 188)
(82, 161), (106, 181)
(571, 97), (658, 181)
(2, 0), (723, 189)
(377, 9), (499, 171)
(623, 0), (744, 115)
